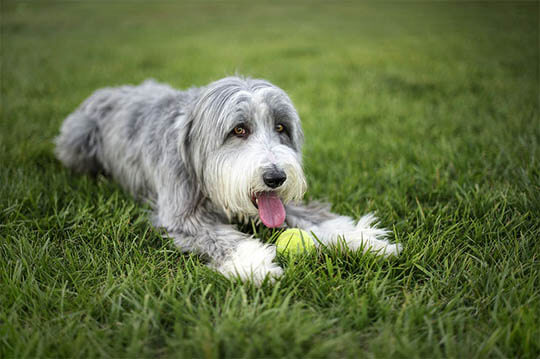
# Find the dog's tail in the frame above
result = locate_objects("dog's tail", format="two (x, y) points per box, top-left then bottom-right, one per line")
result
(54, 103), (103, 175)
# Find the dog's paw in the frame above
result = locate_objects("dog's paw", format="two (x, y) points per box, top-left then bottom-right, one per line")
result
(316, 214), (402, 257)
(212, 240), (283, 285)
(341, 215), (401, 257)
(348, 236), (403, 257)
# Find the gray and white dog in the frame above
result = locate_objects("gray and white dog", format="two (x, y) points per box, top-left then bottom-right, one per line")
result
(55, 76), (402, 284)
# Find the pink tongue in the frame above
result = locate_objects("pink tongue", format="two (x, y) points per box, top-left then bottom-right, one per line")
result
(257, 192), (286, 228)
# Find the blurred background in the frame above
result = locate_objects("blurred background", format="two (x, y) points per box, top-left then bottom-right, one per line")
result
(3, 2), (537, 199)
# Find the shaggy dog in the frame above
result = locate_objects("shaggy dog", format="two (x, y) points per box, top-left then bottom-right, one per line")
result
(55, 76), (402, 284)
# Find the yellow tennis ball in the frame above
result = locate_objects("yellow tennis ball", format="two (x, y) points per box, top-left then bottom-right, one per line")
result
(276, 228), (315, 255)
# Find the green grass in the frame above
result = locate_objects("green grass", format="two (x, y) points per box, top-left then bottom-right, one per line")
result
(1, 1), (539, 357)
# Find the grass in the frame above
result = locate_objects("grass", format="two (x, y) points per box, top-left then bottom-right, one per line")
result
(1, 1), (539, 357)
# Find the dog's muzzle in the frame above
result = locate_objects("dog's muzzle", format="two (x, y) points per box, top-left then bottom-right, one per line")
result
(251, 167), (288, 228)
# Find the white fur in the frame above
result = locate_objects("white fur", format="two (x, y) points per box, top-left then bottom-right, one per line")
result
(205, 142), (306, 220)
(203, 89), (307, 220)
(309, 214), (402, 257)
(211, 240), (283, 284)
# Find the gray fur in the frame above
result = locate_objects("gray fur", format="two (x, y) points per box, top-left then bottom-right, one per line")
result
(56, 77), (302, 261)
(56, 76), (401, 283)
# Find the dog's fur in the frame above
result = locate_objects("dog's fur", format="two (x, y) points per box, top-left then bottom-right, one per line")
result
(55, 76), (401, 284)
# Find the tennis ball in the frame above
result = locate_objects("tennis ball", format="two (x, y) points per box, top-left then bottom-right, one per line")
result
(276, 228), (315, 255)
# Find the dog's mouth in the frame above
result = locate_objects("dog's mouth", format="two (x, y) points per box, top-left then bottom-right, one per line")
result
(251, 192), (286, 228)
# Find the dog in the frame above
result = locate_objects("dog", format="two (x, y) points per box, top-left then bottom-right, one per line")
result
(55, 76), (402, 284)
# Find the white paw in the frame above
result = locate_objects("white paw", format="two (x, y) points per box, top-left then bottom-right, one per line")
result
(315, 214), (402, 257)
(347, 235), (403, 257)
(212, 240), (283, 285)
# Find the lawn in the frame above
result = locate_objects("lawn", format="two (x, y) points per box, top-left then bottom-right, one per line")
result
(1, 1), (539, 358)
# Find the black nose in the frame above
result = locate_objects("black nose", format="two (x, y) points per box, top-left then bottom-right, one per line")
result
(263, 168), (287, 189)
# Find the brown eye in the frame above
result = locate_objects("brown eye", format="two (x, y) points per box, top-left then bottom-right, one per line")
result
(233, 126), (247, 137)
(276, 124), (285, 133)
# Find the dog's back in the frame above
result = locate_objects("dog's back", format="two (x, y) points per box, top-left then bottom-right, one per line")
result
(55, 80), (196, 197)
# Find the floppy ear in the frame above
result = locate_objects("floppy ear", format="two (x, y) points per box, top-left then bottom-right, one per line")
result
(178, 112), (196, 179)
(161, 110), (204, 218)
(290, 111), (305, 154)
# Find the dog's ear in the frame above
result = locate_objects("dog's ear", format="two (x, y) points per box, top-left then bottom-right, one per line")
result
(174, 110), (204, 215)
(291, 112), (305, 154)
(178, 113), (195, 177)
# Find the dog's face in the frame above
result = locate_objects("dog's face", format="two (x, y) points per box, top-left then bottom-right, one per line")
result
(184, 77), (307, 227)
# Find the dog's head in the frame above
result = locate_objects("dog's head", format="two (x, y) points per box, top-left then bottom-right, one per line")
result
(181, 76), (307, 227)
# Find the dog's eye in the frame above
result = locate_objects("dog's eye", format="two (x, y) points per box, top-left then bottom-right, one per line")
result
(232, 125), (248, 137)
(275, 124), (285, 133)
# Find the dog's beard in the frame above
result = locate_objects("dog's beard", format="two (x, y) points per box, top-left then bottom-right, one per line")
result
(204, 144), (307, 227)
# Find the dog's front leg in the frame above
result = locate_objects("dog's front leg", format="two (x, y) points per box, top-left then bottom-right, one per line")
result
(156, 211), (283, 284)
(285, 202), (402, 257)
